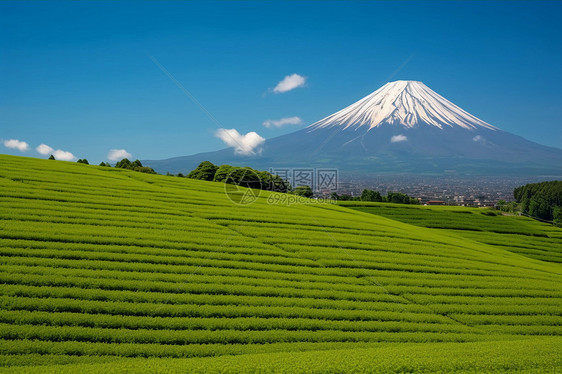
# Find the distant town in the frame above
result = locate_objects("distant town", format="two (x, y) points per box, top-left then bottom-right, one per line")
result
(335, 175), (555, 207)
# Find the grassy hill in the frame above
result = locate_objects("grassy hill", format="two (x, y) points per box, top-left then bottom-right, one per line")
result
(340, 202), (562, 263)
(0, 154), (561, 373)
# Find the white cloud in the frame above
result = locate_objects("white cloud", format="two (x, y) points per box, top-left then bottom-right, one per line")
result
(36, 144), (54, 155)
(391, 134), (408, 143)
(36, 143), (75, 160)
(53, 149), (76, 161)
(35, 143), (75, 160)
(107, 149), (132, 161)
(473, 135), (483, 142)
(215, 128), (265, 156)
(273, 73), (306, 94)
(3, 139), (29, 152)
(262, 116), (303, 128)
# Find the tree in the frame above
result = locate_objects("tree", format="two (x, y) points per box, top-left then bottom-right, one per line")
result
(361, 189), (382, 202)
(553, 206), (562, 227)
(337, 194), (353, 201)
(294, 185), (313, 198)
(115, 158), (133, 169)
(188, 161), (219, 181)
(213, 165), (234, 182)
(114, 158), (155, 174)
(257, 171), (291, 193)
(77, 159), (89, 164)
(135, 166), (156, 174)
(48, 155), (55, 160)
(225, 167), (262, 190)
(387, 191), (414, 204)
(514, 181), (562, 221)
(186, 162), (290, 193)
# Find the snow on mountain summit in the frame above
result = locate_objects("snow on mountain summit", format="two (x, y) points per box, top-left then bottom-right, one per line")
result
(308, 80), (497, 131)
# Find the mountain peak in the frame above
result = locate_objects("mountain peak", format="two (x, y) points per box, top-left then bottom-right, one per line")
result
(308, 80), (497, 131)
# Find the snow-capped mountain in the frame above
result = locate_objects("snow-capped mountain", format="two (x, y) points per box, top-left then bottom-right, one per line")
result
(144, 81), (562, 177)
(308, 80), (497, 131)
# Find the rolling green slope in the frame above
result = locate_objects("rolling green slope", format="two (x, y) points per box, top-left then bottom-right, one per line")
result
(1, 155), (561, 373)
(340, 202), (562, 263)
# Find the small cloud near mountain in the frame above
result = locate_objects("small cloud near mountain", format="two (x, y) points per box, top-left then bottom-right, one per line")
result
(215, 128), (265, 156)
(263, 116), (303, 128)
(272, 74), (306, 94)
(36, 143), (75, 160)
(391, 134), (408, 143)
(4, 140), (75, 160)
(36, 144), (54, 155)
(3, 139), (29, 152)
(52, 149), (76, 161)
(108, 149), (132, 161)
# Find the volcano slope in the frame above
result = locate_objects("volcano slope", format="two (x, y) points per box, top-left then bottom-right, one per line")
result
(144, 80), (562, 176)
(0, 154), (561, 373)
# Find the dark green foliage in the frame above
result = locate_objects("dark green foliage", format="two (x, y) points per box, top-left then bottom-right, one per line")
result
(115, 158), (133, 169)
(386, 191), (418, 205)
(213, 165), (234, 182)
(553, 206), (562, 227)
(115, 159), (156, 174)
(338, 194), (356, 201)
(135, 166), (157, 174)
(48, 155), (55, 160)
(361, 189), (382, 202)
(331, 193), (360, 201)
(498, 201), (519, 214)
(294, 185), (313, 198)
(514, 181), (562, 221)
(98, 162), (111, 167)
(256, 170), (292, 193)
(77, 159), (89, 165)
(189, 162), (290, 193)
(224, 167), (263, 190)
(177, 173), (184, 178)
(337, 190), (416, 204)
(188, 161), (219, 181)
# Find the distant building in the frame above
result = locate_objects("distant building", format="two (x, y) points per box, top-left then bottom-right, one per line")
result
(418, 197), (431, 205)
(426, 200), (445, 206)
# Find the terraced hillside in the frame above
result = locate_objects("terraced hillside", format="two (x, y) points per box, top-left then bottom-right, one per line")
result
(0, 155), (561, 373)
(341, 202), (562, 263)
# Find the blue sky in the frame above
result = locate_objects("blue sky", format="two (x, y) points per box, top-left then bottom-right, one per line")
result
(1, 1), (561, 163)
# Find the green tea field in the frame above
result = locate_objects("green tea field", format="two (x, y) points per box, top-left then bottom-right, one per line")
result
(340, 202), (562, 263)
(1, 155), (561, 373)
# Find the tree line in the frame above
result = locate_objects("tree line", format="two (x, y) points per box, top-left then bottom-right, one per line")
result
(50, 156), (156, 174)
(514, 180), (562, 225)
(187, 161), (292, 193)
(332, 189), (418, 204)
